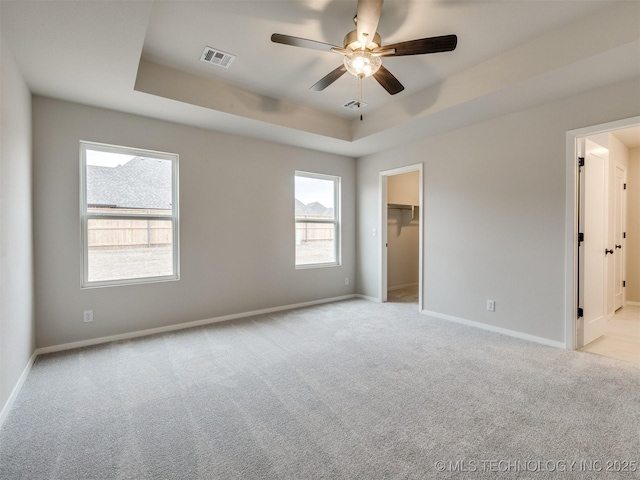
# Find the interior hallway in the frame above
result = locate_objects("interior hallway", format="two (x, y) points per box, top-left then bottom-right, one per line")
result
(580, 304), (640, 365)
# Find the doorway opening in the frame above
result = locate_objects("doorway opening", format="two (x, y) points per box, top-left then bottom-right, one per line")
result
(566, 117), (640, 364)
(380, 164), (423, 310)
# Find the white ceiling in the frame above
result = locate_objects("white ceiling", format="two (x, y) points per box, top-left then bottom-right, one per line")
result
(1, 0), (638, 156)
(613, 126), (640, 149)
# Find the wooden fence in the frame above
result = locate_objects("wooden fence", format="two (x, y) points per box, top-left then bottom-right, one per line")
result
(87, 210), (332, 249)
(88, 219), (171, 249)
(295, 216), (334, 244)
(87, 208), (172, 249)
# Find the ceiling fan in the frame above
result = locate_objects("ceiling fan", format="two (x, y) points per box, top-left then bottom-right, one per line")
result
(271, 0), (457, 95)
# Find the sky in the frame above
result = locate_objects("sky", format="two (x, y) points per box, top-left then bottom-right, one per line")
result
(86, 150), (135, 168)
(295, 175), (335, 208)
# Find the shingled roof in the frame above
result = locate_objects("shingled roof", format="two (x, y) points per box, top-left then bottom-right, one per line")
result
(295, 199), (334, 217)
(87, 157), (172, 210)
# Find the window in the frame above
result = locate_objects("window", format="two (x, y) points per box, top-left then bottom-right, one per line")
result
(295, 171), (340, 267)
(80, 142), (179, 287)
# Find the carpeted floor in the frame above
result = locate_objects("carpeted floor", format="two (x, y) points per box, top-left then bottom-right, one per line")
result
(1, 298), (638, 479)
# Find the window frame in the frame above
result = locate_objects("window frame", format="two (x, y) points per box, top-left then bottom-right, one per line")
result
(80, 141), (180, 288)
(294, 171), (341, 269)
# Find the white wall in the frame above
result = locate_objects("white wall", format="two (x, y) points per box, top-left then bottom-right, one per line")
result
(0, 34), (35, 415)
(356, 78), (640, 344)
(387, 171), (419, 289)
(32, 97), (356, 348)
(627, 147), (640, 303)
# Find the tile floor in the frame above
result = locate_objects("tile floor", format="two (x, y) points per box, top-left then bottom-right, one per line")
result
(580, 304), (640, 365)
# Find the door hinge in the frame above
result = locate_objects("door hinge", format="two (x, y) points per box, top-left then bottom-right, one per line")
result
(623, 280), (626, 288)
(578, 232), (584, 244)
(578, 157), (585, 167)
(623, 183), (627, 190)
(577, 307), (584, 318)
(624, 232), (626, 239)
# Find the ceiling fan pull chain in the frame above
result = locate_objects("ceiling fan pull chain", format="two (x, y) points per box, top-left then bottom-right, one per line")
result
(358, 75), (364, 121)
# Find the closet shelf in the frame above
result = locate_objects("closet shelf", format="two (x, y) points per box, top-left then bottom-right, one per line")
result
(387, 203), (418, 228)
(387, 203), (417, 211)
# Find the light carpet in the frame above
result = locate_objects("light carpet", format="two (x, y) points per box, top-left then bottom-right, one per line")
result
(1, 298), (638, 479)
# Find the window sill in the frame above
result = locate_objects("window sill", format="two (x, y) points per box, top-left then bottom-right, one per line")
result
(295, 262), (341, 270)
(81, 274), (180, 289)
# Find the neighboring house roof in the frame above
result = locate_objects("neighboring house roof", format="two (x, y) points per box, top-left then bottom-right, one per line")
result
(87, 157), (172, 210)
(295, 199), (334, 217)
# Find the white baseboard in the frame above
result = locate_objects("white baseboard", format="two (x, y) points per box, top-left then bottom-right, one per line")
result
(626, 301), (640, 307)
(387, 283), (418, 292)
(36, 294), (357, 355)
(421, 309), (566, 349)
(355, 294), (380, 303)
(0, 351), (37, 429)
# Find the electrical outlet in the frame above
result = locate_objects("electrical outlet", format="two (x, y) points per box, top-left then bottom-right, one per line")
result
(487, 300), (495, 312)
(345, 277), (350, 286)
(372, 227), (377, 237)
(83, 310), (94, 323)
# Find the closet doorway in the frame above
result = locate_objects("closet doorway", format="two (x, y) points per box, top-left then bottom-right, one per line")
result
(380, 164), (423, 310)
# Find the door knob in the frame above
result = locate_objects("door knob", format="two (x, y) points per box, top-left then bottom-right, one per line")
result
(615, 244), (622, 249)
(605, 248), (614, 255)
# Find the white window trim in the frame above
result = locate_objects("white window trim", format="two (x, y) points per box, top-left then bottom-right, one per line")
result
(80, 141), (180, 288)
(295, 171), (341, 269)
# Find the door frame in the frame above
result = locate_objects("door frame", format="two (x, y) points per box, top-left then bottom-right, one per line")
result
(380, 163), (423, 311)
(564, 116), (639, 350)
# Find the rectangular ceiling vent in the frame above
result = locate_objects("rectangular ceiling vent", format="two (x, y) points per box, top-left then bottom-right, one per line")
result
(343, 100), (368, 111)
(200, 46), (235, 69)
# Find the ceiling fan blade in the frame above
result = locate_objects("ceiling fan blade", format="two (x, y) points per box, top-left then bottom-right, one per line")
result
(377, 34), (458, 56)
(356, 0), (383, 47)
(373, 65), (404, 95)
(271, 33), (341, 52)
(310, 65), (348, 91)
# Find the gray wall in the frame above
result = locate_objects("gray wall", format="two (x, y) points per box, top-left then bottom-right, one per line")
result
(33, 97), (356, 348)
(356, 78), (640, 344)
(0, 34), (35, 413)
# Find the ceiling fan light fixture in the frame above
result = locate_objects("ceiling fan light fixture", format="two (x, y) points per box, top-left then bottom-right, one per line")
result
(343, 50), (382, 78)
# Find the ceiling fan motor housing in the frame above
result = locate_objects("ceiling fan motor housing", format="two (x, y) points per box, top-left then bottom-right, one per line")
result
(343, 30), (381, 51)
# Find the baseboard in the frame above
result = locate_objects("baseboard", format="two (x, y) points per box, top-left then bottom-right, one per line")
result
(0, 351), (37, 429)
(387, 283), (418, 292)
(355, 294), (381, 303)
(36, 294), (357, 355)
(420, 310), (566, 349)
(626, 301), (640, 307)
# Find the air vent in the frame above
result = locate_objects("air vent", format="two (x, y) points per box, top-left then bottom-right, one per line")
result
(343, 100), (368, 111)
(200, 46), (235, 69)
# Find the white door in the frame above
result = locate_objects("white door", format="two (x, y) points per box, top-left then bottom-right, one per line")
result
(614, 165), (626, 310)
(580, 139), (609, 346)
